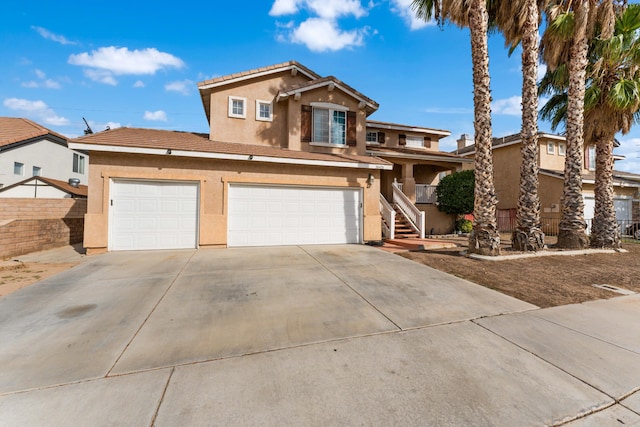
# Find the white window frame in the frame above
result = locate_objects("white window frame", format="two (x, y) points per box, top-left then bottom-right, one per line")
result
(406, 135), (424, 148)
(558, 143), (566, 156)
(255, 100), (273, 122)
(14, 162), (24, 176)
(547, 142), (555, 155)
(228, 96), (247, 119)
(587, 145), (596, 171)
(32, 166), (41, 177)
(310, 102), (348, 147)
(366, 131), (378, 144)
(73, 153), (85, 174)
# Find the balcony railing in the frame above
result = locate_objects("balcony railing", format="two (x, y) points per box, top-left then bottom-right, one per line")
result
(394, 183), (437, 204)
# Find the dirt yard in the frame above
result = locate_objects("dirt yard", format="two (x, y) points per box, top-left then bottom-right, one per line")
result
(401, 235), (640, 308)
(0, 262), (79, 298)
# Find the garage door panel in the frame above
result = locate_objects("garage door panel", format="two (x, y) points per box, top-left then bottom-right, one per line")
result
(228, 184), (361, 247)
(111, 180), (198, 251)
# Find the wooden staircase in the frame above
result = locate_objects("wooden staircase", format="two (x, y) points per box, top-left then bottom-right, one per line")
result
(391, 205), (419, 239)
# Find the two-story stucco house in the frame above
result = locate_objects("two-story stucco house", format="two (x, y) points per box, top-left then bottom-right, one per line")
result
(455, 132), (640, 232)
(69, 61), (468, 253)
(0, 117), (88, 189)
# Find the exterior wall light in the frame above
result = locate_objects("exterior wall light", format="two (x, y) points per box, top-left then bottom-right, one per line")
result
(367, 173), (374, 187)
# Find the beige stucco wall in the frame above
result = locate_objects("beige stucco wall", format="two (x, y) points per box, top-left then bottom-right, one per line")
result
(84, 152), (382, 253)
(492, 143), (522, 210)
(418, 204), (455, 235)
(539, 137), (566, 171)
(208, 73), (310, 147)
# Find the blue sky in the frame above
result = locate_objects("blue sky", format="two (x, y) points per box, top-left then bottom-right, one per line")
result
(2, 0), (638, 173)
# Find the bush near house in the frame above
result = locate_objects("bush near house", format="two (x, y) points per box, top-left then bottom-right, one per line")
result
(436, 170), (474, 232)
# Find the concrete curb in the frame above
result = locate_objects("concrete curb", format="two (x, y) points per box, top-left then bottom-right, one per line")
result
(467, 248), (628, 261)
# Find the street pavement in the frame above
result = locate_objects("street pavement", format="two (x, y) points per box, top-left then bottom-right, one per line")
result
(0, 244), (638, 426)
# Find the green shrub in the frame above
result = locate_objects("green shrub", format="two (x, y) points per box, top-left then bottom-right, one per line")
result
(456, 219), (473, 233)
(435, 170), (474, 216)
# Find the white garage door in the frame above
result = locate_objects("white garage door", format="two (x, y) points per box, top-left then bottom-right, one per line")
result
(228, 184), (362, 247)
(583, 195), (632, 234)
(110, 180), (198, 251)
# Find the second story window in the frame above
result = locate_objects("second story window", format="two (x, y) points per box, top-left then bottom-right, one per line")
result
(256, 100), (272, 121)
(586, 145), (596, 170)
(73, 153), (85, 174)
(547, 142), (555, 154)
(32, 166), (41, 177)
(228, 96), (247, 119)
(406, 136), (424, 148)
(558, 143), (566, 156)
(14, 162), (24, 176)
(313, 108), (346, 145)
(366, 132), (378, 143)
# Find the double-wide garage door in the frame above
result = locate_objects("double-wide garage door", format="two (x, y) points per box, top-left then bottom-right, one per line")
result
(110, 180), (198, 251)
(228, 184), (362, 247)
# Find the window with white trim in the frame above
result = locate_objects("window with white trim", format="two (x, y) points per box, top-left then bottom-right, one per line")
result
(313, 108), (346, 145)
(14, 162), (24, 175)
(32, 166), (41, 177)
(547, 142), (555, 154)
(73, 153), (85, 174)
(586, 145), (596, 170)
(366, 131), (378, 143)
(406, 136), (424, 148)
(558, 143), (566, 156)
(256, 100), (272, 121)
(228, 96), (247, 119)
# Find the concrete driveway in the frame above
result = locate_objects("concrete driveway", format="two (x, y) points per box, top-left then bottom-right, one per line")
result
(0, 245), (639, 426)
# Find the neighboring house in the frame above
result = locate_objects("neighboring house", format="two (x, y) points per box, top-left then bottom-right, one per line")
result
(0, 117), (88, 189)
(455, 132), (640, 232)
(0, 176), (87, 199)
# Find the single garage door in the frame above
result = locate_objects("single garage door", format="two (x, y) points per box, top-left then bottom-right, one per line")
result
(583, 195), (632, 234)
(110, 180), (198, 251)
(228, 184), (362, 247)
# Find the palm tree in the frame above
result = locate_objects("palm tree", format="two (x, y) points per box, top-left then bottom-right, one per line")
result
(540, 0), (592, 249)
(494, 0), (548, 251)
(586, 2), (640, 247)
(540, 1), (634, 249)
(413, 0), (500, 255)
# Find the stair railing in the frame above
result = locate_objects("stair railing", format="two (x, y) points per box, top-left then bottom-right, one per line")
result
(379, 194), (395, 239)
(392, 182), (425, 238)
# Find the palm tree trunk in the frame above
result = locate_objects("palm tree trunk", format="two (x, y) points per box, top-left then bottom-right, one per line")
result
(557, 0), (590, 249)
(590, 135), (620, 248)
(467, 0), (500, 256)
(512, 0), (545, 252)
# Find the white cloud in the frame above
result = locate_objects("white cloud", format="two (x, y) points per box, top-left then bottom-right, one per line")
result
(538, 62), (548, 82)
(389, 0), (434, 30)
(424, 106), (473, 114)
(270, 0), (300, 15)
(291, 18), (365, 52)
(22, 69), (62, 89)
(32, 26), (76, 45)
(270, 0), (366, 19)
(615, 137), (640, 173)
(492, 96), (522, 116)
(133, 80), (145, 88)
(144, 110), (168, 122)
(165, 79), (193, 96)
(69, 47), (185, 85)
(84, 69), (117, 85)
(3, 98), (69, 126)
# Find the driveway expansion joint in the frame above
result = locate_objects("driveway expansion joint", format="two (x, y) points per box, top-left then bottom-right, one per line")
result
(149, 367), (174, 427)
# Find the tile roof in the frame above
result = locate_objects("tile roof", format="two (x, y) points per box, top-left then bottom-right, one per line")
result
(277, 76), (378, 112)
(540, 168), (640, 187)
(366, 120), (450, 136)
(71, 127), (391, 167)
(0, 176), (88, 197)
(367, 146), (470, 163)
(0, 117), (67, 148)
(197, 60), (321, 89)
